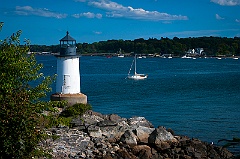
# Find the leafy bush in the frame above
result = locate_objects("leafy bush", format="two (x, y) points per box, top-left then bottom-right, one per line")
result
(0, 24), (62, 158)
(56, 116), (73, 127)
(60, 103), (92, 117)
(44, 103), (91, 128)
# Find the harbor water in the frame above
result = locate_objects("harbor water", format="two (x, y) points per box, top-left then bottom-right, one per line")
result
(37, 55), (240, 153)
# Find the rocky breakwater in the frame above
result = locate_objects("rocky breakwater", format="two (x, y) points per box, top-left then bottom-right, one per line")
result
(40, 110), (234, 159)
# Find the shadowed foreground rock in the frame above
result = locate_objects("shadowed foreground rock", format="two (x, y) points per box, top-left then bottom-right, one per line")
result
(40, 110), (235, 159)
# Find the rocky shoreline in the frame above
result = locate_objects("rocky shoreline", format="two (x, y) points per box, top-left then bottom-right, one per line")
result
(39, 110), (235, 159)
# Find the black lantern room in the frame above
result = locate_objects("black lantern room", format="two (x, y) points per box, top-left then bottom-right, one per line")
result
(59, 31), (76, 56)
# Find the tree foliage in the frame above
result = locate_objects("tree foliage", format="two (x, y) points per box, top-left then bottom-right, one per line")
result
(0, 26), (57, 158)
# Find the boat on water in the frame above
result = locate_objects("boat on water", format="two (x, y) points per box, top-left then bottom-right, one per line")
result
(181, 55), (192, 59)
(127, 54), (147, 80)
(137, 55), (147, 59)
(118, 54), (124, 58)
(117, 48), (124, 58)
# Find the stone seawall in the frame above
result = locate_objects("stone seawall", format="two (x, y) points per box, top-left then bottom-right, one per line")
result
(39, 110), (234, 159)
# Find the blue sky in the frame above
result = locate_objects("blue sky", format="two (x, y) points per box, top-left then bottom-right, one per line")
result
(1, 0), (240, 45)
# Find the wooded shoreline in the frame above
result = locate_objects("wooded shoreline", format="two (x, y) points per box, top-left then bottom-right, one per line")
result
(30, 36), (240, 57)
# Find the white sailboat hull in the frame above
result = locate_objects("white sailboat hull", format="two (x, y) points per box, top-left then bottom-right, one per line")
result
(128, 73), (147, 80)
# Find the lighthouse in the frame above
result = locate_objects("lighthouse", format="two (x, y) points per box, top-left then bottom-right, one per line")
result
(51, 31), (87, 105)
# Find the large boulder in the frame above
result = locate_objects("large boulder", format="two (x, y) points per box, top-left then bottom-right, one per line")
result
(107, 114), (123, 122)
(120, 130), (138, 146)
(87, 125), (102, 137)
(133, 126), (155, 144)
(100, 121), (131, 142)
(132, 145), (152, 159)
(128, 116), (154, 128)
(148, 126), (177, 150)
(149, 126), (175, 143)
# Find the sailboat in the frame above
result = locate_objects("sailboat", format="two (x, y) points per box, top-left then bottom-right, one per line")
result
(117, 48), (124, 58)
(127, 54), (148, 80)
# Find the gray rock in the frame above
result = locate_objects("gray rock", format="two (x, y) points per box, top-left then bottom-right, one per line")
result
(133, 126), (155, 144)
(132, 145), (152, 159)
(100, 123), (131, 141)
(120, 130), (138, 146)
(70, 117), (85, 128)
(87, 125), (102, 137)
(128, 116), (154, 128)
(148, 126), (175, 145)
(97, 120), (117, 127)
(108, 114), (122, 122)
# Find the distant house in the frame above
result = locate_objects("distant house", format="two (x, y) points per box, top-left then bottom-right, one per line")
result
(187, 49), (195, 54)
(195, 48), (204, 55)
(186, 48), (204, 55)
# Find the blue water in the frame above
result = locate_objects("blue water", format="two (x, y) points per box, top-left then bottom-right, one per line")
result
(37, 55), (240, 152)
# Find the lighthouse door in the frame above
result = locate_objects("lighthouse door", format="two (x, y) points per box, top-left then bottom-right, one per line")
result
(62, 74), (71, 94)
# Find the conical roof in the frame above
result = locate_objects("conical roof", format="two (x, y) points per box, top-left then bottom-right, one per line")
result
(60, 31), (76, 41)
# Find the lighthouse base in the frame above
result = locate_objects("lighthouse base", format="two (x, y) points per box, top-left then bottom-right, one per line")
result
(51, 93), (87, 106)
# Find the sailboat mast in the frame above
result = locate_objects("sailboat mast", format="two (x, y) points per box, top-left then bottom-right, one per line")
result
(134, 54), (137, 74)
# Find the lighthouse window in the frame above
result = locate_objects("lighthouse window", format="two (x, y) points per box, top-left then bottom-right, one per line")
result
(63, 75), (71, 88)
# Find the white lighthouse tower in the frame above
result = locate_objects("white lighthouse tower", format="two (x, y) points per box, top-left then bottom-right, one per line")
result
(51, 31), (87, 105)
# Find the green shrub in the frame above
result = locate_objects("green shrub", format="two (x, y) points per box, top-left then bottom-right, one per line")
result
(56, 116), (73, 127)
(60, 103), (92, 117)
(50, 100), (68, 108)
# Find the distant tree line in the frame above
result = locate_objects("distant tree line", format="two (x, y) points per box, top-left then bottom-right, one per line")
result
(30, 36), (240, 57)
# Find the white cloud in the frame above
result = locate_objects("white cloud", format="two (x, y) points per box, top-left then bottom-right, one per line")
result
(93, 31), (102, 34)
(95, 13), (103, 19)
(155, 29), (239, 38)
(81, 0), (188, 21)
(72, 12), (102, 19)
(216, 14), (224, 20)
(83, 12), (95, 18)
(75, 0), (86, 2)
(15, 6), (67, 19)
(210, 0), (240, 6)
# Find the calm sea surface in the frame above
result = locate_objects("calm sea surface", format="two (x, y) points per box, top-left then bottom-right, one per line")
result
(36, 55), (240, 153)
